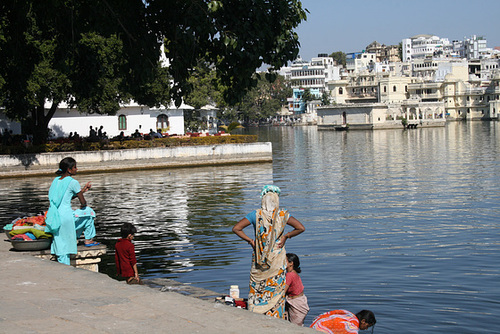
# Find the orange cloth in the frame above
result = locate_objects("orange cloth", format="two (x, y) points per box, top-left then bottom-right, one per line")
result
(13, 212), (47, 227)
(310, 310), (359, 334)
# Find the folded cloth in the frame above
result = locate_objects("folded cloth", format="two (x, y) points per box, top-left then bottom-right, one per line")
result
(11, 234), (33, 241)
(9, 228), (53, 239)
(25, 232), (36, 240)
(12, 214), (46, 227)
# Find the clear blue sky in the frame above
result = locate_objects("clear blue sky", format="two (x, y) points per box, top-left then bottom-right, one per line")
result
(295, 0), (500, 60)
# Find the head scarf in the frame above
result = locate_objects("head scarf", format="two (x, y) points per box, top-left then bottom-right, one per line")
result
(260, 185), (281, 222)
(261, 185), (281, 198)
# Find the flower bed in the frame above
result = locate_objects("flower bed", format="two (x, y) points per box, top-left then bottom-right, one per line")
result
(0, 135), (258, 155)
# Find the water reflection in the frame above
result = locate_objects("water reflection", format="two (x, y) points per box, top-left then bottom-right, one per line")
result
(1, 122), (500, 333)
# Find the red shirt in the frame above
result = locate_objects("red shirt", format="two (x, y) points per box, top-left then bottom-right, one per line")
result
(115, 238), (137, 278)
(286, 271), (304, 296)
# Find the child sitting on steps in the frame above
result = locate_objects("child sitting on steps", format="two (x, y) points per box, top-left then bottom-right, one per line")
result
(115, 223), (143, 284)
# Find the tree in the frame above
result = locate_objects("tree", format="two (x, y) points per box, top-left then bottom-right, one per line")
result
(0, 0), (307, 144)
(329, 51), (346, 66)
(219, 121), (243, 134)
(0, 0), (169, 144)
(236, 73), (291, 124)
(183, 61), (224, 110)
(321, 91), (330, 105)
(301, 88), (314, 103)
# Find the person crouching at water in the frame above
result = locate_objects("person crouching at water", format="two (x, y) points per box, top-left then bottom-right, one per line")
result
(310, 309), (376, 334)
(115, 223), (143, 284)
(285, 253), (309, 326)
(45, 157), (99, 265)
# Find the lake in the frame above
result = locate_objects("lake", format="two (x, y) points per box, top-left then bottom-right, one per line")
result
(1, 122), (499, 333)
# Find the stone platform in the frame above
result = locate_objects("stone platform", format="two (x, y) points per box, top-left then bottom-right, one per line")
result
(0, 237), (314, 333)
(34, 243), (107, 272)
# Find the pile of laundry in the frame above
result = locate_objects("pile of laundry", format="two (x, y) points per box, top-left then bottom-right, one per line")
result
(4, 212), (53, 241)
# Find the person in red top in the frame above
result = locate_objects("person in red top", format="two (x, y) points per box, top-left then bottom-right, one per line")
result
(115, 223), (142, 284)
(285, 253), (309, 326)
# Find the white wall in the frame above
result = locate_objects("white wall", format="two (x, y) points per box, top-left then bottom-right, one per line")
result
(49, 106), (185, 138)
(0, 112), (22, 135)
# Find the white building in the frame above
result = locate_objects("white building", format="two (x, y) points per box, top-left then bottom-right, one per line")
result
(412, 58), (468, 81)
(345, 52), (377, 74)
(462, 35), (491, 59)
(281, 55), (341, 93)
(48, 101), (189, 138)
(200, 105), (218, 135)
(402, 34), (453, 61)
(478, 58), (500, 80)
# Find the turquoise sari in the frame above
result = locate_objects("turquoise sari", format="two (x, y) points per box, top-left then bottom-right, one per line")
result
(46, 176), (96, 261)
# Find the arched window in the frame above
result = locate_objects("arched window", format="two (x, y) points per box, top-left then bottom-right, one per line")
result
(393, 86), (397, 92)
(383, 86), (387, 93)
(156, 114), (169, 130)
(118, 115), (127, 130)
(339, 87), (343, 95)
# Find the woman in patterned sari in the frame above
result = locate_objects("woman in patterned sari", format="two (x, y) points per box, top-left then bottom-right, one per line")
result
(233, 185), (305, 318)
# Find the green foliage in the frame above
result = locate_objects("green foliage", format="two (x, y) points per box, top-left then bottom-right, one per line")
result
(183, 109), (210, 133)
(148, 0), (307, 106)
(183, 60), (224, 110)
(329, 51), (346, 66)
(301, 88), (314, 102)
(234, 73), (292, 124)
(219, 121), (244, 134)
(0, 0), (307, 143)
(321, 91), (330, 105)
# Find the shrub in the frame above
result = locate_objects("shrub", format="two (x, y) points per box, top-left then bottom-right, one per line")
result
(0, 135), (258, 155)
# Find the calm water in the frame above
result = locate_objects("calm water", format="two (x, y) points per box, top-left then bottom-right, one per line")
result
(1, 122), (499, 333)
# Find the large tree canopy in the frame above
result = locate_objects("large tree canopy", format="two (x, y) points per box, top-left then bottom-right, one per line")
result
(0, 0), (307, 143)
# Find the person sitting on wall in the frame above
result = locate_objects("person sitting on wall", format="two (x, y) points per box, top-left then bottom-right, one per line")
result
(88, 126), (99, 142)
(132, 129), (142, 139)
(97, 125), (104, 139)
(111, 131), (126, 142)
(150, 129), (162, 138)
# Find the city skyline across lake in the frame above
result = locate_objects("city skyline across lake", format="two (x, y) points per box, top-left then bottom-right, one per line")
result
(295, 0), (500, 60)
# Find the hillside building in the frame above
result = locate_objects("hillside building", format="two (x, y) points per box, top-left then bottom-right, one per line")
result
(365, 41), (400, 63)
(402, 34), (453, 61)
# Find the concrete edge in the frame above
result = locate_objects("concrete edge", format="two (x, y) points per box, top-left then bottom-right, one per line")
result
(0, 142), (273, 178)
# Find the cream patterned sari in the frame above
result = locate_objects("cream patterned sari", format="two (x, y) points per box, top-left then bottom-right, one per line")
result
(248, 206), (289, 318)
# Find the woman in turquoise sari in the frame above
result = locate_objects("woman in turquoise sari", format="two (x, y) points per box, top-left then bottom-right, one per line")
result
(45, 157), (98, 265)
(233, 185), (305, 319)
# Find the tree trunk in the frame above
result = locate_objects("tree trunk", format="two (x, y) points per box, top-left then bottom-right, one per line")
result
(31, 101), (59, 145)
